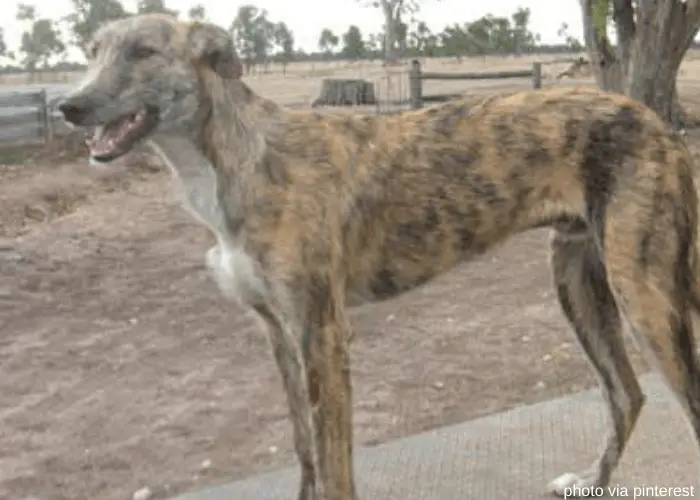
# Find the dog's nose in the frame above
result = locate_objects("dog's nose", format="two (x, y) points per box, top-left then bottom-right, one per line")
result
(57, 97), (91, 126)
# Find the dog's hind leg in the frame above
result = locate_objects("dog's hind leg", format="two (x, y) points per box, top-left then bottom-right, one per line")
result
(299, 270), (357, 500)
(603, 204), (700, 464)
(547, 228), (645, 497)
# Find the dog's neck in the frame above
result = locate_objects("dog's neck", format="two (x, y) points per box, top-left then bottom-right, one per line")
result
(197, 74), (280, 169)
(201, 75), (281, 206)
(148, 77), (281, 240)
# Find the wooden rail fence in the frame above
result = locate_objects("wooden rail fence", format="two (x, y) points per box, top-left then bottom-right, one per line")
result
(0, 89), (53, 147)
(408, 59), (543, 109)
(0, 60), (546, 149)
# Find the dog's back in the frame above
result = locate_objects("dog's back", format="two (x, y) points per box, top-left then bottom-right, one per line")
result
(265, 87), (695, 307)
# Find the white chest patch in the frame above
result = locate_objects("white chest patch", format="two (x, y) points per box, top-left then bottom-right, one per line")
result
(205, 238), (265, 304)
(147, 135), (265, 305)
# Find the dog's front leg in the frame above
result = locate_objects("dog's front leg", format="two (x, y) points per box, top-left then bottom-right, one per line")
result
(254, 273), (356, 500)
(254, 303), (318, 499)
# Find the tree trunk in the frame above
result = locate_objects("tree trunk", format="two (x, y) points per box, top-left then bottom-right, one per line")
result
(579, 0), (624, 92)
(627, 0), (700, 126)
(629, 48), (683, 126)
(580, 0), (700, 127)
(382, 0), (399, 65)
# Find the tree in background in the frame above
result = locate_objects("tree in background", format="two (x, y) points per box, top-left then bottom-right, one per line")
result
(342, 25), (365, 60)
(394, 14), (409, 55)
(410, 21), (438, 58)
(364, 0), (403, 64)
(231, 5), (276, 74)
(580, 0), (700, 125)
(65, 0), (129, 55)
(0, 4), (589, 73)
(360, 0), (438, 65)
(62, 0), (176, 59)
(423, 13), (539, 60)
(187, 4), (207, 21)
(16, 3), (65, 77)
(363, 32), (383, 60)
(273, 22), (295, 73)
(0, 28), (6, 59)
(20, 20), (65, 69)
(318, 28), (340, 59)
(311, 7), (546, 62)
(0, 27), (14, 61)
(16, 3), (37, 22)
(438, 24), (468, 59)
(557, 22), (583, 52)
(231, 5), (261, 73)
(510, 7), (539, 55)
(137, 0), (178, 18)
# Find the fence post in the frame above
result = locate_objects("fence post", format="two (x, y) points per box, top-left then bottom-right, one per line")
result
(409, 59), (423, 109)
(37, 89), (51, 144)
(532, 62), (542, 90)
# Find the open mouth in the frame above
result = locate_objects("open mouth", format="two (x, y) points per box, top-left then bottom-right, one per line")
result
(88, 105), (160, 163)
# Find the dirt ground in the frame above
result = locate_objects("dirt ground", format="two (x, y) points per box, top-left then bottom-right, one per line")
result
(2, 99), (700, 500)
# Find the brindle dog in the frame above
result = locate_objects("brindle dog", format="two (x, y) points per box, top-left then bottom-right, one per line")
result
(57, 13), (700, 500)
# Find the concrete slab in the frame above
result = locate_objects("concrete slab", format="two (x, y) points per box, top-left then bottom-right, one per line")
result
(170, 374), (699, 500)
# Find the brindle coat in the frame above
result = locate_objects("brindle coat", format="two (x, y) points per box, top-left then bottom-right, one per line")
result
(57, 14), (700, 500)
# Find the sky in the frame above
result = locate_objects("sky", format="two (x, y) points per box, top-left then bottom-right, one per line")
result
(3, 0), (584, 62)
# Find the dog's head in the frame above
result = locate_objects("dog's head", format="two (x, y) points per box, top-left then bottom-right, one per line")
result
(57, 13), (243, 163)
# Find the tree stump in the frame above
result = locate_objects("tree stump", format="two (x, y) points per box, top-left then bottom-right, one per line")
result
(311, 79), (377, 107)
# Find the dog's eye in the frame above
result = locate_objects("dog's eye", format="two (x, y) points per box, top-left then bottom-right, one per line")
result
(129, 45), (158, 60)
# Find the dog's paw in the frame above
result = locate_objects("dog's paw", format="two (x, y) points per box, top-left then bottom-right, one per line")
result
(548, 471), (602, 497)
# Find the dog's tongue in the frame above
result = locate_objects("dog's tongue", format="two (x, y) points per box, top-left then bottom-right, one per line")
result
(87, 111), (144, 159)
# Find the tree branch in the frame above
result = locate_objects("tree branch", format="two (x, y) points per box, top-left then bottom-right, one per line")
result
(579, 0), (615, 59)
(580, 0), (625, 91)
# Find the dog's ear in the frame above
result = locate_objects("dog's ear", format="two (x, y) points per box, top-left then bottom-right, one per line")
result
(187, 21), (242, 79)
